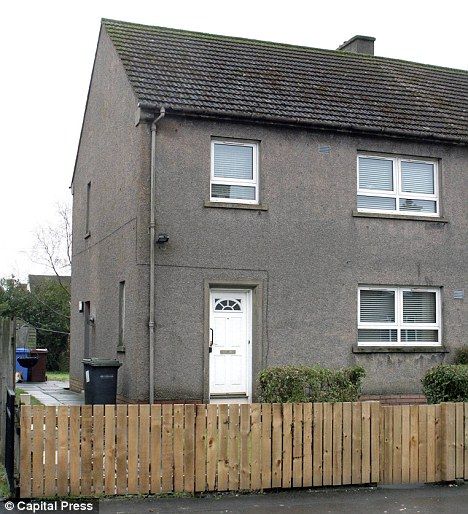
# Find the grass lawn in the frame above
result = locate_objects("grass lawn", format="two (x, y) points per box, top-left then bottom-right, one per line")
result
(15, 387), (43, 406)
(47, 371), (69, 382)
(0, 464), (9, 498)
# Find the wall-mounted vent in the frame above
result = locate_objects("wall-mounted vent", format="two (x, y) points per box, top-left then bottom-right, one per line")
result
(453, 289), (464, 299)
(319, 145), (331, 154)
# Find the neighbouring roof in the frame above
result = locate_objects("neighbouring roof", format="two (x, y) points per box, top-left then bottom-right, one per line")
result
(28, 275), (71, 290)
(102, 19), (468, 145)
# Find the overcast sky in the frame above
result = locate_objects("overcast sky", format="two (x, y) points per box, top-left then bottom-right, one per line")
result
(1, 0), (467, 281)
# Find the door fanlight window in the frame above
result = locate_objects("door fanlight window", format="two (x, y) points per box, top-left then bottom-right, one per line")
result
(214, 298), (242, 311)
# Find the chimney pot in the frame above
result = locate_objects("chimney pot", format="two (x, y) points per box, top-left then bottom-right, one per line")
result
(338, 35), (375, 55)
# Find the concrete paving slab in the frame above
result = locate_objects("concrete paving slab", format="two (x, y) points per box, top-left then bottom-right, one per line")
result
(18, 381), (84, 406)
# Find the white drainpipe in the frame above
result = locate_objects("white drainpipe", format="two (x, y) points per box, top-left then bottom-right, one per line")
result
(149, 106), (165, 404)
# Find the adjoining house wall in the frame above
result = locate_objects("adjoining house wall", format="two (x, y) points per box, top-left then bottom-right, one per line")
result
(0, 317), (15, 460)
(70, 27), (151, 401)
(148, 116), (467, 401)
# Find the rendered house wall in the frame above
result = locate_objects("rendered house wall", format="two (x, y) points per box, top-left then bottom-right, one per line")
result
(70, 28), (151, 401)
(146, 116), (466, 400)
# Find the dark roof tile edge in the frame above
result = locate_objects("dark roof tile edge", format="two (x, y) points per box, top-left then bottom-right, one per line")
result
(138, 102), (468, 145)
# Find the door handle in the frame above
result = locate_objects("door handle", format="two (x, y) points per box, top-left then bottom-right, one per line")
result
(209, 328), (214, 353)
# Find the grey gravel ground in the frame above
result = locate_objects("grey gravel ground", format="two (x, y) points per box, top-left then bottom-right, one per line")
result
(97, 483), (467, 514)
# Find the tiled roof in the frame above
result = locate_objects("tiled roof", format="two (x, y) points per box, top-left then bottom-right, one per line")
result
(28, 275), (71, 290)
(103, 19), (468, 144)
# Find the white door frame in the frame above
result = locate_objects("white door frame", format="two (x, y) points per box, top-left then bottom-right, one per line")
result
(209, 288), (252, 402)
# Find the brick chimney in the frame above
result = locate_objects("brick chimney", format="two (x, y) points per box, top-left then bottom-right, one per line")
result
(338, 35), (375, 55)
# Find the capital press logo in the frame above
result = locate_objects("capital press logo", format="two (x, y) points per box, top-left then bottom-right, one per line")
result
(3, 500), (97, 512)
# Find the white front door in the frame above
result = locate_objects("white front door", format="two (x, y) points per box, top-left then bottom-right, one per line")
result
(209, 289), (252, 402)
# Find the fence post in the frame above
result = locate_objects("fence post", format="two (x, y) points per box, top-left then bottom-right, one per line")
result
(441, 402), (456, 481)
(370, 401), (380, 484)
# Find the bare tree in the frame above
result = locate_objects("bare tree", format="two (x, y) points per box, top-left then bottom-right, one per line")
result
(31, 202), (72, 294)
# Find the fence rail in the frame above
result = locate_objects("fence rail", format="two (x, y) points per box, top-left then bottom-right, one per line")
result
(19, 401), (468, 498)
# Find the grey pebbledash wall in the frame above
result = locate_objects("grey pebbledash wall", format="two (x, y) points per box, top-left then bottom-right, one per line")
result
(70, 30), (467, 402)
(143, 116), (466, 401)
(70, 27), (152, 401)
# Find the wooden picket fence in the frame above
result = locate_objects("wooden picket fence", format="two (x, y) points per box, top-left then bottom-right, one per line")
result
(381, 403), (468, 484)
(19, 401), (468, 498)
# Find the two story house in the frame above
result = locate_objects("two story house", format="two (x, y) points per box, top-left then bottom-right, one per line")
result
(70, 19), (467, 404)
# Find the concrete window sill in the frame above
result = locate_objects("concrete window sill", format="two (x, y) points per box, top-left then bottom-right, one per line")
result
(204, 200), (268, 211)
(352, 345), (449, 354)
(352, 211), (448, 223)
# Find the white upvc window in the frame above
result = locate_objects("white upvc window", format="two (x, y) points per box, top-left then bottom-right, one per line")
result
(358, 286), (441, 346)
(357, 155), (439, 217)
(210, 139), (259, 204)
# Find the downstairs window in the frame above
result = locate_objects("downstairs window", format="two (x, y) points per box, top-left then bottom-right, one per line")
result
(358, 286), (441, 346)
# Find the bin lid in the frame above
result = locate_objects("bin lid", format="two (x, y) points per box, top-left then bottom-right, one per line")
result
(16, 347), (30, 353)
(31, 348), (48, 354)
(82, 358), (122, 367)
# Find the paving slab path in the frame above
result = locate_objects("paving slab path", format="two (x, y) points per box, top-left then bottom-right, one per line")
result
(18, 381), (84, 405)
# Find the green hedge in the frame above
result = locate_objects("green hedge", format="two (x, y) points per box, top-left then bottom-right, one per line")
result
(258, 365), (365, 403)
(421, 364), (468, 404)
(453, 346), (468, 365)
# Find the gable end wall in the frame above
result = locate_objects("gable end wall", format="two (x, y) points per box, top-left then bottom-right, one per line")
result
(70, 26), (151, 401)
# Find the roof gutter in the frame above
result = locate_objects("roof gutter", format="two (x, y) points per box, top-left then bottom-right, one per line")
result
(148, 106), (165, 404)
(138, 102), (468, 146)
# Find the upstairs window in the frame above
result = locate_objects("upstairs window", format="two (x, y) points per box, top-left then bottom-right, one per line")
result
(211, 140), (259, 204)
(358, 286), (441, 346)
(357, 155), (439, 216)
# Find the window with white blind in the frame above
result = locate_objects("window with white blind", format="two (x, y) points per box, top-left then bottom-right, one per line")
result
(358, 286), (441, 346)
(357, 155), (439, 216)
(211, 140), (259, 204)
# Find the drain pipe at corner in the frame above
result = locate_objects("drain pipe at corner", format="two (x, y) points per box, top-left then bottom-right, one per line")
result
(149, 106), (166, 404)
